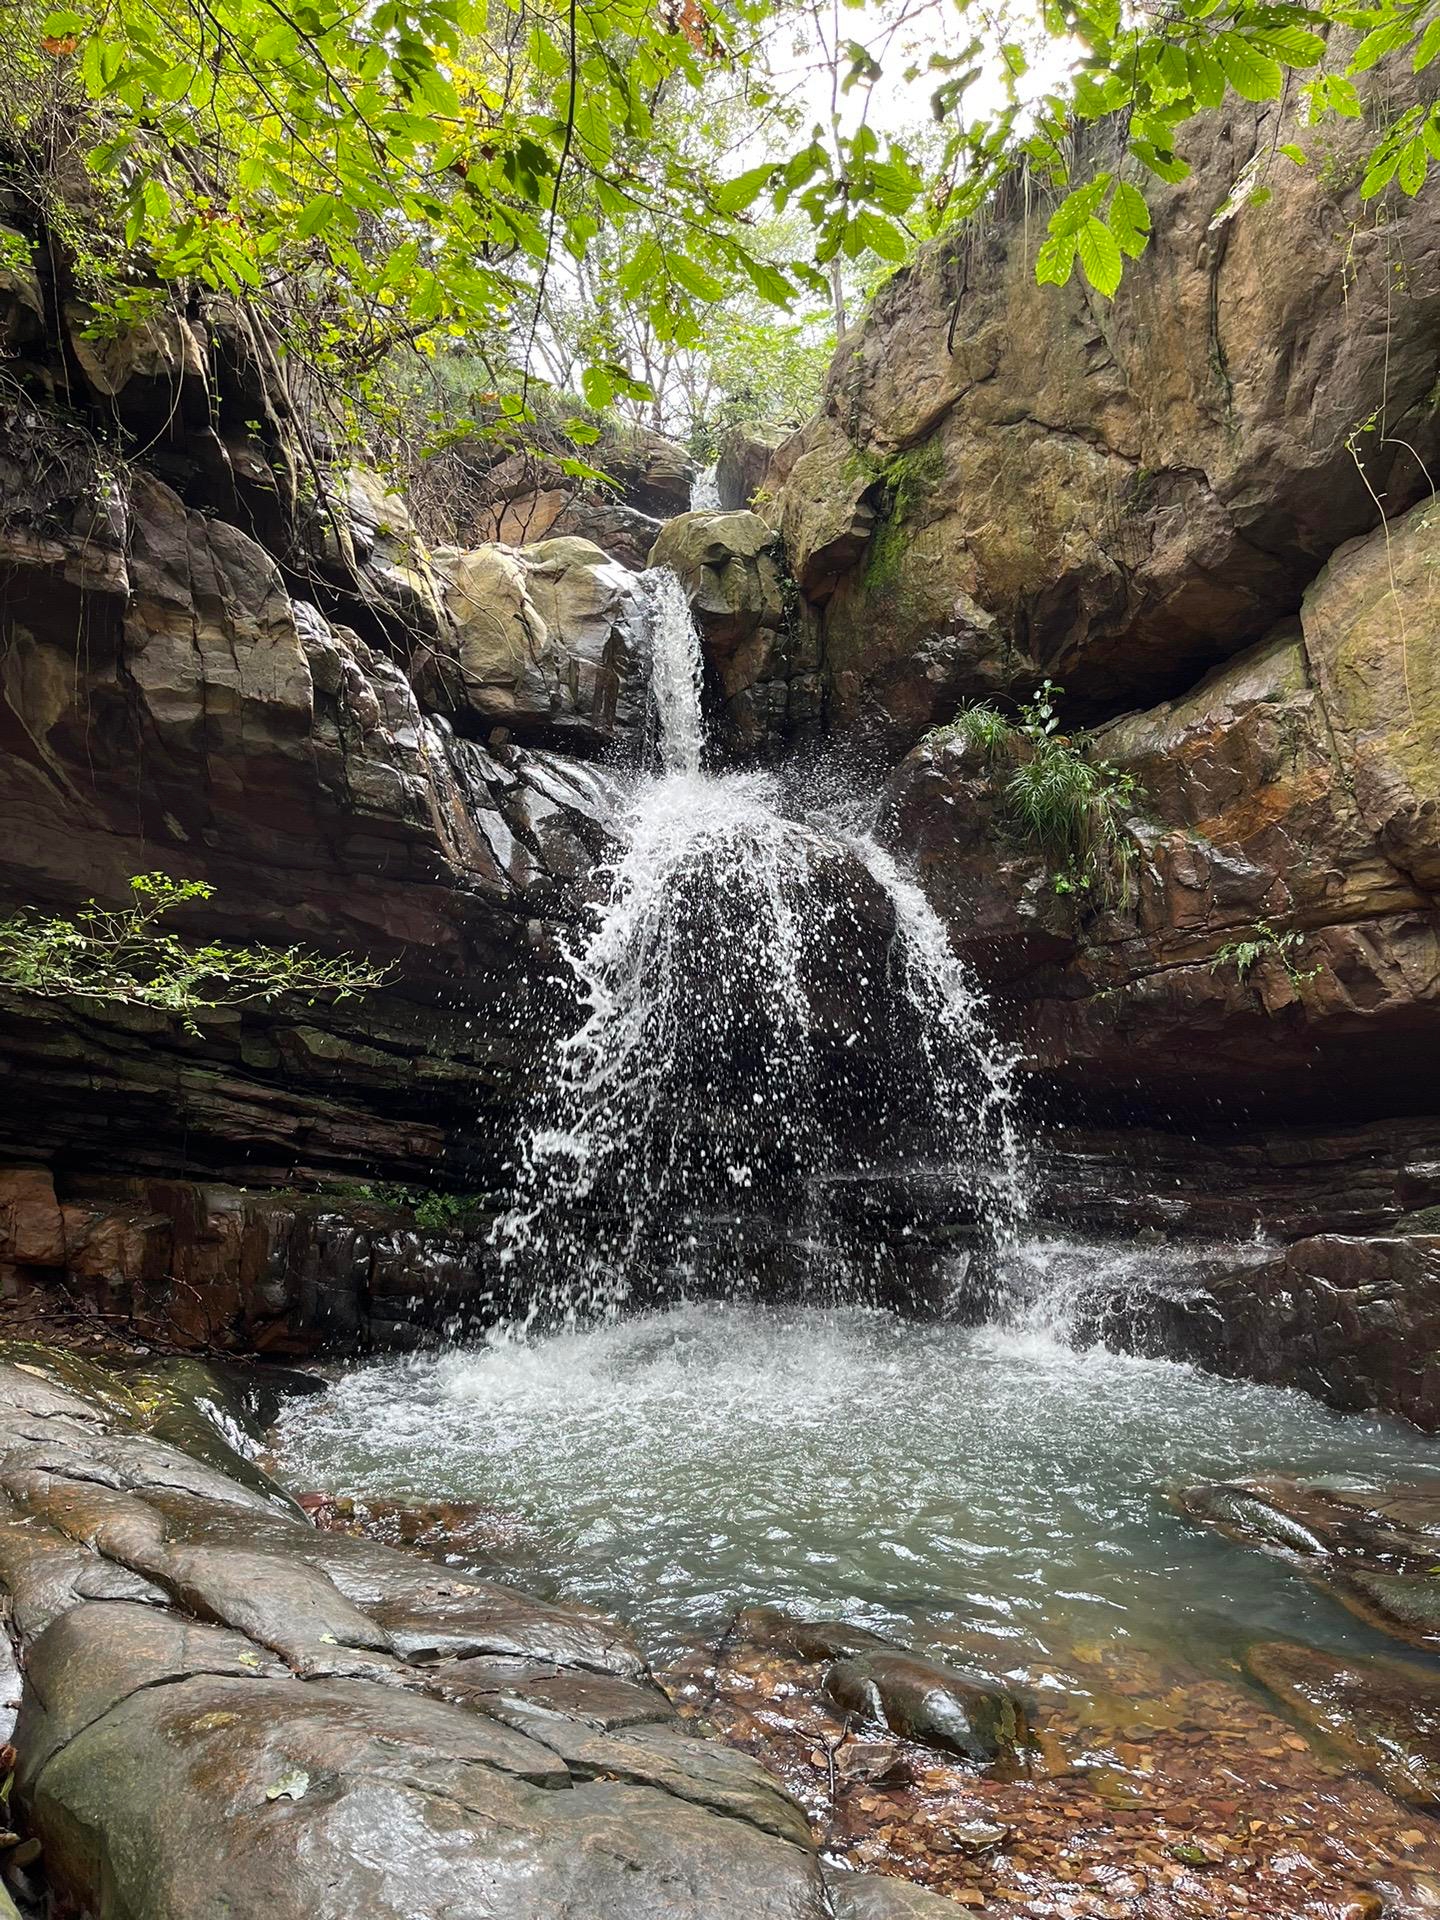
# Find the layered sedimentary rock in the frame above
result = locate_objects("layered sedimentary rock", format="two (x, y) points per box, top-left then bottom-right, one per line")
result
(0, 293), (634, 1187)
(885, 497), (1440, 1117)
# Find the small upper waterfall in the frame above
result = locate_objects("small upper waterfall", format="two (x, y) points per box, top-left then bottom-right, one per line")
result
(493, 570), (1028, 1324)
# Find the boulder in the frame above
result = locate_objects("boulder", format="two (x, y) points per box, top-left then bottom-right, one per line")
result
(649, 510), (824, 751)
(823, 1650), (1029, 1767)
(715, 425), (786, 512)
(775, 65), (1440, 742)
(64, 300), (212, 442)
(420, 535), (646, 749)
(603, 424), (696, 517)
(649, 509), (784, 683)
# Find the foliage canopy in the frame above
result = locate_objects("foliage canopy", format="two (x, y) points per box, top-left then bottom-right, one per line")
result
(2, 0), (1438, 449)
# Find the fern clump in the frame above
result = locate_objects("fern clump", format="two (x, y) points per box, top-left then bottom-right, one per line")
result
(925, 682), (1141, 905)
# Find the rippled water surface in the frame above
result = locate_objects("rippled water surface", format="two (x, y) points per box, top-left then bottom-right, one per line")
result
(274, 1288), (1440, 1666)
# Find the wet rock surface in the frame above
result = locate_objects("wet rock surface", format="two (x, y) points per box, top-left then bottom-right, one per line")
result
(664, 1610), (1440, 1916)
(1150, 1237), (1440, 1431)
(0, 1165), (507, 1354)
(1179, 1476), (1440, 1652)
(0, 1354), (905, 1920)
(884, 507), (1440, 1122)
(1245, 1640), (1440, 1808)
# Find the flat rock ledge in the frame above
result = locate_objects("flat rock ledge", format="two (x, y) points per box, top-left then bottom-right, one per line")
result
(0, 1359), (966, 1920)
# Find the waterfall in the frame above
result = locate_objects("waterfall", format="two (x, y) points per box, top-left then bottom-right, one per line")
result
(493, 571), (1028, 1325)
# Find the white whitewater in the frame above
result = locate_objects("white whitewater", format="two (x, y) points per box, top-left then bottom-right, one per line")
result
(493, 569), (1028, 1323)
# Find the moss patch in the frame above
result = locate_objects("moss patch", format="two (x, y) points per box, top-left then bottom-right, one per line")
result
(862, 439), (946, 596)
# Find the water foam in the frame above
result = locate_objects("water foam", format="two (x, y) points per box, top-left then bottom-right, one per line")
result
(492, 569), (1026, 1324)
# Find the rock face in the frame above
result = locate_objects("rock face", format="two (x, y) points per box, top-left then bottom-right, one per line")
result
(461, 422), (694, 568)
(885, 496), (1440, 1119)
(418, 535), (648, 748)
(0, 1354), (900, 1920)
(1152, 1236), (1440, 1430)
(714, 425), (786, 512)
(774, 63), (1440, 743)
(0, 1165), (505, 1354)
(0, 313), (636, 1188)
(649, 509), (824, 751)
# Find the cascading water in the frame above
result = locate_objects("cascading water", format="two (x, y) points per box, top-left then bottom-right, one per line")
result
(492, 569), (1027, 1325)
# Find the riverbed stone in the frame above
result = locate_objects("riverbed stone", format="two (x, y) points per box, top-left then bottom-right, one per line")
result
(826, 1873), (987, 1919)
(824, 1650), (1030, 1767)
(1179, 1474), (1440, 1651)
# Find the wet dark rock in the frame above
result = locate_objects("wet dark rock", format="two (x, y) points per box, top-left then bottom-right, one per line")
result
(737, 1606), (897, 1664)
(824, 1651), (1030, 1768)
(0, 1167), (510, 1354)
(723, 1610), (1029, 1772)
(0, 1358), (840, 1920)
(1246, 1640), (1440, 1807)
(1150, 1236), (1440, 1431)
(1179, 1475), (1440, 1650)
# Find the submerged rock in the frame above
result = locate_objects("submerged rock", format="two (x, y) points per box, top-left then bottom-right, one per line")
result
(1179, 1474), (1440, 1649)
(1246, 1640), (1440, 1806)
(721, 1609), (1030, 1772)
(824, 1651), (1030, 1768)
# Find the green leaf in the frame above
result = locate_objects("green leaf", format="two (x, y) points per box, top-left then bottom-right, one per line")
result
(1416, 17), (1440, 69)
(1109, 180), (1150, 257)
(1350, 17), (1414, 72)
(739, 256), (795, 305)
(852, 209), (909, 262)
(1188, 44), (1226, 108)
(1216, 33), (1284, 102)
(713, 163), (775, 214)
(669, 253), (726, 301)
(1398, 135), (1429, 193)
(1248, 24), (1325, 66)
(1076, 215), (1123, 296)
(1035, 231), (1077, 286)
(297, 193), (339, 238)
(1361, 144), (1403, 197)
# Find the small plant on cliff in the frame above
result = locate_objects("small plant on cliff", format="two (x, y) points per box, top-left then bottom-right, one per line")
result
(355, 1182), (492, 1232)
(0, 873), (390, 1033)
(1213, 920), (1321, 993)
(927, 683), (1141, 906)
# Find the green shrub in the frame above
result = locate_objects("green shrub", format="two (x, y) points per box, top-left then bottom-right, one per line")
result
(0, 872), (390, 1033)
(925, 682), (1142, 906)
(1212, 920), (1321, 992)
(354, 1182), (491, 1233)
